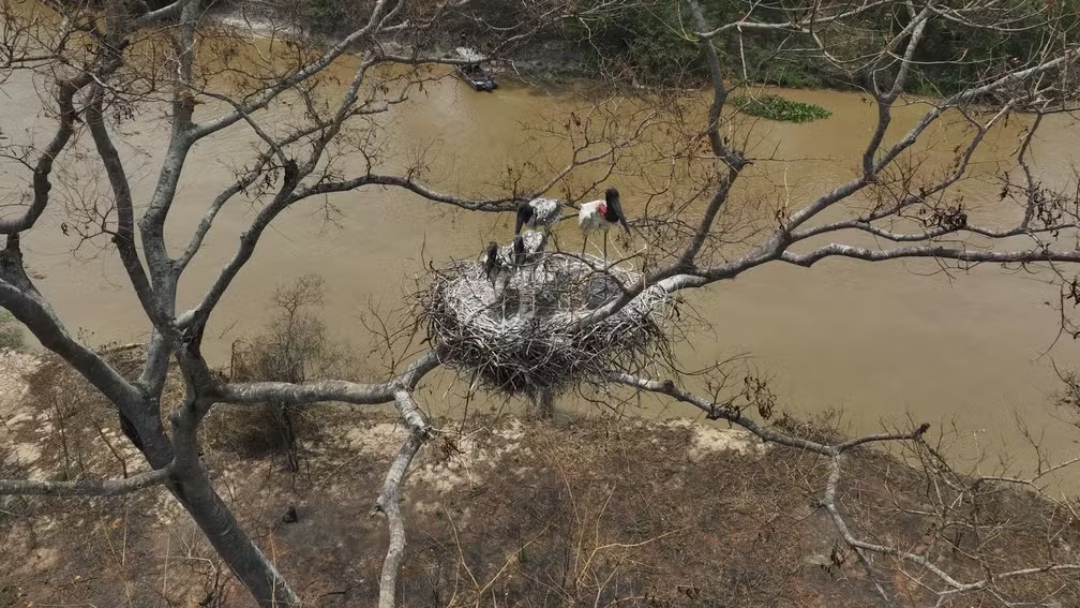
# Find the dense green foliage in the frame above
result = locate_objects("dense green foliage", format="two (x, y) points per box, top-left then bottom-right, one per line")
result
(294, 0), (366, 37)
(287, 0), (1080, 93)
(561, 0), (1080, 92)
(731, 94), (831, 122)
(560, 0), (853, 88)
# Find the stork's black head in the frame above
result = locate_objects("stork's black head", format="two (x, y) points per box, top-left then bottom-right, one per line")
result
(604, 187), (630, 234)
(515, 204), (534, 235)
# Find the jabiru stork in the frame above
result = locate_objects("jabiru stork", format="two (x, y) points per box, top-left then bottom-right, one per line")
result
(578, 187), (630, 261)
(515, 198), (562, 236)
(483, 241), (512, 291)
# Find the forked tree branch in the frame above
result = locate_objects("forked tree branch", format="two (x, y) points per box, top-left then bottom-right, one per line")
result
(137, 0), (199, 288)
(819, 453), (1080, 597)
(186, 135), (623, 331)
(0, 58), (110, 235)
(187, 0), (406, 141)
(174, 118), (339, 274)
(579, 47), (1080, 329)
(552, 1), (1080, 337)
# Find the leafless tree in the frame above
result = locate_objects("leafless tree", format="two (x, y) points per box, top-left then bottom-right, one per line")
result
(0, 0), (597, 605)
(1, 0), (1080, 606)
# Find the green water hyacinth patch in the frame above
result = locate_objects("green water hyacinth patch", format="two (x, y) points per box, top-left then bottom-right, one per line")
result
(731, 94), (832, 123)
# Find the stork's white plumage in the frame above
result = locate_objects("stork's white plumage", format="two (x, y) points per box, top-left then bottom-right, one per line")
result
(577, 202), (608, 234)
(516, 198), (562, 235)
(518, 231), (548, 260)
(578, 187), (630, 260)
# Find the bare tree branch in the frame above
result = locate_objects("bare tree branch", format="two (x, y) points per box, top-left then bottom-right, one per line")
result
(219, 349), (441, 407)
(0, 62), (106, 235)
(608, 369), (1080, 604)
(371, 389), (432, 608)
(85, 85), (157, 318)
(780, 243), (1080, 268)
(606, 371), (930, 455)
(187, 0), (406, 141)
(130, 0), (199, 29)
(0, 239), (146, 420)
(697, 0), (899, 39)
(0, 467), (171, 497)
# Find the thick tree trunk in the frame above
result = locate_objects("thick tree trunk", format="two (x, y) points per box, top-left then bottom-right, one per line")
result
(163, 381), (300, 608)
(529, 387), (554, 419)
(169, 469), (298, 607)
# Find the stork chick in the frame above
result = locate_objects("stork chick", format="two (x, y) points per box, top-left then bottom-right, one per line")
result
(513, 231), (551, 282)
(483, 241), (512, 293)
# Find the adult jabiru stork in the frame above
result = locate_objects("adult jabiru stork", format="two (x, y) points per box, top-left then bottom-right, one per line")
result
(515, 198), (562, 236)
(578, 187), (630, 261)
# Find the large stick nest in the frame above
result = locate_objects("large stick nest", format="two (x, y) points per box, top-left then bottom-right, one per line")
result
(420, 241), (674, 398)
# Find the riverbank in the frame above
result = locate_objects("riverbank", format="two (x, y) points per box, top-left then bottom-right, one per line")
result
(202, 0), (1075, 109)
(2, 351), (1078, 607)
(205, 4), (600, 87)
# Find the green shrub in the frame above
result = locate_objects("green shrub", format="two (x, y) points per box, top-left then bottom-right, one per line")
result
(730, 94), (832, 123)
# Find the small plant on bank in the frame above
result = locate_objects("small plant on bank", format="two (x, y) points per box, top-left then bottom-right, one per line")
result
(215, 275), (330, 470)
(731, 93), (832, 123)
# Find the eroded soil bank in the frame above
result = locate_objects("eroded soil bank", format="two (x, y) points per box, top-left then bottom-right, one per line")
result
(1, 351), (1078, 607)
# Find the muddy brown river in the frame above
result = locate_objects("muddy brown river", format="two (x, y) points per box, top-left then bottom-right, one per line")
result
(2, 19), (1080, 489)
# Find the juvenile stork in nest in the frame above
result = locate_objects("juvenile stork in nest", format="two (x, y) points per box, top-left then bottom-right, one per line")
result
(515, 198), (562, 238)
(512, 232), (549, 281)
(578, 187), (630, 261)
(483, 241), (513, 294)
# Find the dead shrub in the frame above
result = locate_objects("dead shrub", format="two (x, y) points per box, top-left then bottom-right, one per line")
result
(205, 274), (364, 470)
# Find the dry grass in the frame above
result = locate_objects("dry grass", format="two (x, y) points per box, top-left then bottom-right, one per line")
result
(2, 355), (1078, 608)
(13, 349), (177, 483)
